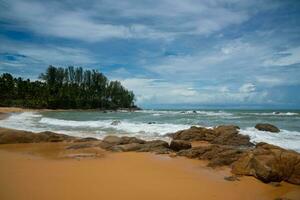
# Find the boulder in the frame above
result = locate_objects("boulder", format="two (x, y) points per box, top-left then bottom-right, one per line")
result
(0, 128), (75, 144)
(111, 120), (121, 126)
(110, 143), (143, 152)
(170, 125), (253, 146)
(137, 140), (171, 154)
(171, 126), (216, 141)
(212, 125), (252, 146)
(103, 135), (123, 145)
(170, 140), (191, 151)
(74, 137), (98, 142)
(177, 144), (246, 167)
(255, 123), (280, 133)
(232, 143), (300, 185)
(102, 135), (146, 145)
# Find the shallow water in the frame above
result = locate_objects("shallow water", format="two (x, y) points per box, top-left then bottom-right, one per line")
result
(0, 109), (300, 152)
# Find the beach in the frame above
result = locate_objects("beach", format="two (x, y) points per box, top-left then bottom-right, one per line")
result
(1, 142), (300, 200)
(0, 107), (300, 200)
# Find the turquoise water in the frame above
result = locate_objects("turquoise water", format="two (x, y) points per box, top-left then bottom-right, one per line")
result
(0, 109), (300, 152)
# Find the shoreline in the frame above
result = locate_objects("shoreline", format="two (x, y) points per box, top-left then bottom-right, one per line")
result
(0, 109), (300, 199)
(0, 142), (299, 200)
(0, 106), (141, 114)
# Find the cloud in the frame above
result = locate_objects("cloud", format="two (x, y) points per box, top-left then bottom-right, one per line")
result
(263, 47), (300, 66)
(118, 78), (268, 106)
(239, 83), (256, 93)
(0, 0), (272, 42)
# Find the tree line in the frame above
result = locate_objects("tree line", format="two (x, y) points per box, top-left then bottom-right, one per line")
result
(0, 66), (136, 109)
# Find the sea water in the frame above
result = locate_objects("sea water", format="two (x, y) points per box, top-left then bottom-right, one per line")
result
(0, 109), (299, 152)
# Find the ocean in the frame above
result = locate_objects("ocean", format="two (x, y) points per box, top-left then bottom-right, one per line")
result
(0, 109), (300, 152)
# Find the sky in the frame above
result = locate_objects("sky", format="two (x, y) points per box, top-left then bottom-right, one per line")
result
(0, 0), (300, 109)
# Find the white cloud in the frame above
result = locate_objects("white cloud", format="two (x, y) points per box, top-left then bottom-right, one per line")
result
(0, 0), (270, 42)
(239, 83), (256, 93)
(118, 78), (268, 105)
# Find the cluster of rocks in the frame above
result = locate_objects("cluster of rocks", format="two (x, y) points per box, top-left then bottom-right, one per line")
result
(1, 123), (299, 185)
(0, 128), (75, 144)
(169, 125), (253, 146)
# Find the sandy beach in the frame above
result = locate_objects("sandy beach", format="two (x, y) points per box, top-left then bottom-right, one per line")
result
(0, 142), (299, 200)
(0, 108), (300, 200)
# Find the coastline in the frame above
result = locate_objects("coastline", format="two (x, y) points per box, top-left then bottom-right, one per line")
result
(0, 142), (299, 200)
(0, 109), (300, 200)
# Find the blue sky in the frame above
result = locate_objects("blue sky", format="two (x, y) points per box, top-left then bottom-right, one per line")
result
(0, 0), (300, 109)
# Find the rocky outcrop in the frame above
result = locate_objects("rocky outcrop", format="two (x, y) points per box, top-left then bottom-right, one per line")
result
(74, 137), (98, 142)
(99, 135), (170, 154)
(232, 143), (300, 185)
(170, 125), (253, 146)
(177, 144), (247, 167)
(255, 123), (280, 133)
(169, 140), (191, 151)
(0, 128), (75, 144)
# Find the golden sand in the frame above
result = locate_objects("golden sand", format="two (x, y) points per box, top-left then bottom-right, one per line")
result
(0, 143), (299, 200)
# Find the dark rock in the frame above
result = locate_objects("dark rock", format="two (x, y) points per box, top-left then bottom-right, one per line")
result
(110, 143), (143, 152)
(137, 140), (171, 154)
(255, 123), (280, 133)
(170, 125), (253, 146)
(224, 176), (240, 181)
(0, 128), (75, 144)
(212, 125), (252, 146)
(74, 137), (98, 142)
(103, 135), (123, 145)
(102, 135), (146, 146)
(171, 126), (216, 141)
(111, 120), (121, 126)
(170, 140), (191, 151)
(232, 142), (300, 185)
(177, 144), (246, 167)
(147, 122), (156, 124)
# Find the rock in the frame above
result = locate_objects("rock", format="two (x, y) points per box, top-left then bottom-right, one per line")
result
(177, 144), (246, 167)
(255, 123), (280, 133)
(170, 140), (191, 151)
(212, 125), (252, 146)
(118, 136), (146, 145)
(171, 126), (216, 141)
(232, 143), (300, 185)
(0, 128), (75, 144)
(74, 137), (98, 142)
(138, 140), (171, 154)
(110, 143), (143, 152)
(224, 176), (240, 181)
(103, 135), (123, 145)
(111, 120), (121, 126)
(147, 122), (156, 124)
(192, 110), (197, 113)
(170, 125), (253, 146)
(102, 135), (146, 145)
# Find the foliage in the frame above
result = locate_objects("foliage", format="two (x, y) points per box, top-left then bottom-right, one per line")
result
(0, 66), (136, 109)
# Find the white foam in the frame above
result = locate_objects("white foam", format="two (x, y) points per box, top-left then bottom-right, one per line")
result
(240, 127), (300, 152)
(39, 117), (190, 135)
(0, 112), (44, 132)
(245, 112), (299, 116)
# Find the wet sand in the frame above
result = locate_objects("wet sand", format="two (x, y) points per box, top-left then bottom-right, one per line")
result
(0, 143), (299, 200)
